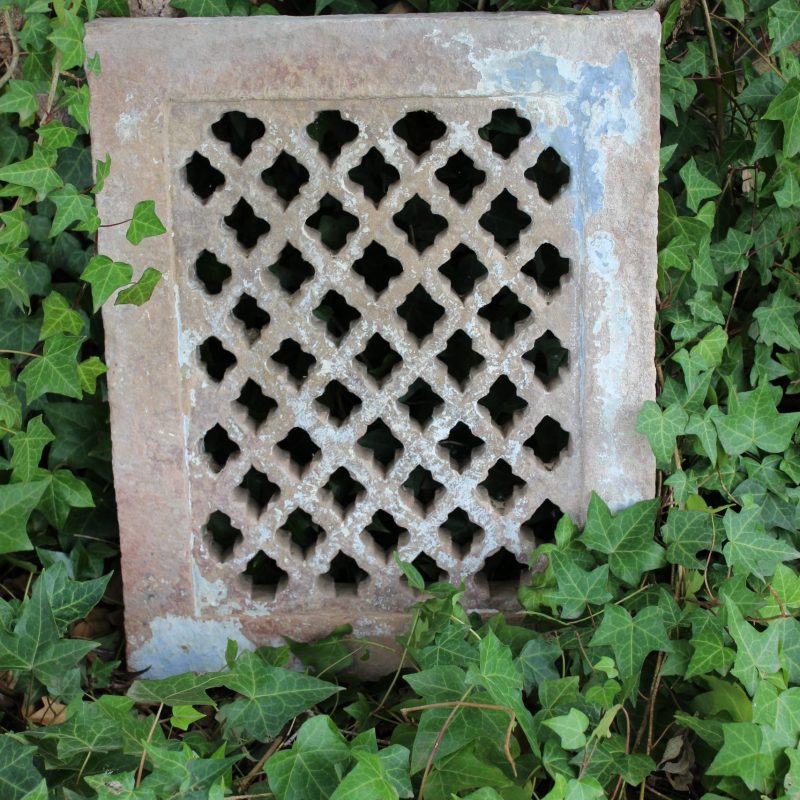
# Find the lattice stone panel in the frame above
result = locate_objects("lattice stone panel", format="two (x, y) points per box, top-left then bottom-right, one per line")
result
(87, 13), (660, 676)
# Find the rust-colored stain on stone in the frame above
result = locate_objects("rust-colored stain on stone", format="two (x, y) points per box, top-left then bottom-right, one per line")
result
(87, 13), (660, 676)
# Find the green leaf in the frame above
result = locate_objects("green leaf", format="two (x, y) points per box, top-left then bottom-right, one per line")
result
(764, 78), (800, 158)
(581, 494), (664, 586)
(518, 637), (562, 692)
(63, 85), (90, 133)
(679, 158), (720, 213)
(686, 611), (734, 679)
(713, 382), (800, 455)
(128, 672), (227, 706)
(707, 722), (772, 791)
(662, 509), (716, 570)
(218, 651), (340, 741)
(768, 0), (800, 54)
(331, 746), (412, 800)
(395, 552), (425, 590)
(775, 171), (800, 208)
(170, 705), (205, 731)
(38, 121), (77, 152)
(0, 737), (43, 800)
(0, 80), (39, 124)
(543, 708), (590, 750)
(171, 0), (232, 13)
(0, 144), (63, 198)
(0, 481), (48, 553)
(48, 185), (94, 237)
(77, 356), (107, 394)
(752, 682), (800, 749)
(35, 468), (94, 528)
(266, 715), (351, 800)
(126, 200), (166, 245)
(114, 267), (161, 306)
(39, 292), (83, 340)
(81, 255), (133, 311)
(10, 416), (53, 482)
(636, 401), (687, 467)
(19, 334), (83, 402)
(46, 10), (85, 70)
(548, 551), (611, 619)
(422, 746), (517, 800)
(753, 287), (800, 351)
(725, 597), (781, 695)
(722, 499), (799, 578)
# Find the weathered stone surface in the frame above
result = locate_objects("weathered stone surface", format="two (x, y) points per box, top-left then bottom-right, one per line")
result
(86, 13), (660, 677)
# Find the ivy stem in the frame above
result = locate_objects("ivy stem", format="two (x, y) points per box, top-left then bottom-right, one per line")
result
(712, 14), (786, 82)
(0, 10), (20, 91)
(0, 349), (39, 358)
(135, 702), (163, 788)
(700, 0), (724, 149)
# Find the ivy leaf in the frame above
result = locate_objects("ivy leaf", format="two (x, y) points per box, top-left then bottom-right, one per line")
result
(46, 10), (85, 70)
(713, 382), (800, 455)
(77, 357), (107, 394)
(662, 509), (716, 570)
(679, 158), (721, 213)
(422, 746), (517, 800)
(38, 121), (77, 152)
(589, 605), (671, 683)
(170, 0), (232, 14)
(0, 481), (48, 553)
(10, 416), (53, 482)
(330, 746), (412, 800)
(764, 78), (800, 157)
(581, 494), (664, 586)
(126, 201), (166, 245)
(0, 737), (43, 800)
(128, 672), (227, 706)
(775, 171), (800, 208)
(724, 597), (781, 695)
(266, 715), (351, 800)
(34, 468), (94, 529)
(0, 80), (39, 124)
(548, 551), (611, 619)
(752, 682), (800, 749)
(707, 723), (773, 791)
(686, 408), (719, 465)
(752, 287), (800, 351)
(0, 145), (63, 198)
(686, 610), (734, 679)
(768, 0), (800, 54)
(543, 708), (590, 750)
(48, 185), (94, 238)
(39, 292), (83, 340)
(19, 334), (84, 402)
(63, 85), (89, 133)
(218, 651), (340, 741)
(81, 256), (133, 311)
(114, 267), (161, 306)
(636, 401), (687, 467)
(722, 499), (799, 578)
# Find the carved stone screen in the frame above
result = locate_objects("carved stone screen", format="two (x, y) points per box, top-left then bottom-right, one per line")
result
(87, 13), (660, 676)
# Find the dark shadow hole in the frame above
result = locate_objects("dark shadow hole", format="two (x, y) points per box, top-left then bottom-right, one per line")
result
(307, 110), (359, 163)
(438, 244), (488, 299)
(522, 499), (563, 544)
(212, 110), (266, 160)
(356, 333), (403, 385)
(271, 338), (316, 384)
(316, 379), (362, 424)
(352, 241), (403, 295)
(232, 293), (270, 341)
(393, 110), (447, 157)
(277, 427), (320, 472)
(402, 466), (444, 512)
(185, 151), (225, 200)
(239, 466), (279, 514)
(398, 378), (443, 427)
(524, 416), (569, 465)
(479, 459), (526, 503)
(521, 243), (570, 294)
(306, 194), (359, 252)
(403, 552), (446, 587)
(365, 510), (406, 556)
(478, 108), (531, 158)
(243, 550), (287, 598)
(203, 423), (239, 471)
(525, 147), (570, 201)
(478, 287), (532, 341)
(348, 147), (400, 204)
(199, 336), (236, 382)
(440, 508), (481, 558)
(235, 379), (277, 429)
(280, 508), (325, 556)
(397, 284), (445, 342)
(479, 190), (531, 250)
(325, 551), (367, 595)
(478, 376), (528, 431)
(194, 249), (231, 295)
(268, 243), (315, 294)
(323, 467), (365, 512)
(205, 510), (242, 561)
(435, 150), (486, 204)
(438, 422), (484, 470)
(357, 418), (403, 470)
(393, 195), (448, 253)
(479, 547), (525, 593)
(522, 330), (568, 387)
(224, 197), (270, 250)
(313, 289), (361, 342)
(261, 151), (309, 204)
(437, 330), (484, 386)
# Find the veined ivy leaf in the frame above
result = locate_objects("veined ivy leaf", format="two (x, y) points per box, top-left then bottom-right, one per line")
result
(581, 493), (663, 586)
(0, 144), (63, 198)
(128, 672), (227, 706)
(39, 292), (84, 340)
(38, 121), (77, 152)
(679, 158), (721, 213)
(10, 416), (53, 482)
(218, 651), (340, 741)
(330, 746), (412, 800)
(752, 682), (800, 750)
(764, 78), (800, 158)
(768, 0), (800, 54)
(706, 722), (773, 791)
(77, 356), (107, 394)
(686, 408), (719, 465)
(46, 10), (85, 70)
(0, 80), (39, 124)
(0, 481), (48, 553)
(543, 708), (590, 750)
(266, 715), (351, 800)
(48, 185), (94, 238)
(589, 605), (672, 683)
(636, 401), (687, 467)
(724, 597), (781, 695)
(33, 468), (94, 529)
(19, 780), (47, 800)
(662, 508), (716, 570)
(62, 85), (89, 133)
(81, 255), (133, 311)
(19, 334), (84, 402)
(548, 551), (611, 619)
(0, 208), (29, 247)
(752, 287), (800, 351)
(0, 737), (43, 800)
(421, 746), (518, 800)
(775, 171), (800, 208)
(115, 267), (161, 306)
(126, 200), (166, 245)
(85, 773), (155, 800)
(686, 610), (734, 679)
